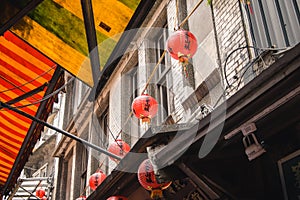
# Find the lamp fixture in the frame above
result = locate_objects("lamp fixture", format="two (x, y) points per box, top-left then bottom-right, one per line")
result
(241, 123), (266, 161)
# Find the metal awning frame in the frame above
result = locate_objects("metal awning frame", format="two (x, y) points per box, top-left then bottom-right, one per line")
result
(0, 0), (44, 35)
(8, 177), (52, 200)
(1, 68), (64, 196)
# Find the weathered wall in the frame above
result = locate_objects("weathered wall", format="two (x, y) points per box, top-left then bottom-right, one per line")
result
(212, 0), (250, 92)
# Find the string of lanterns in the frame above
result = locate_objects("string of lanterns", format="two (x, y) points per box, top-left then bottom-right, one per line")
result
(86, 28), (198, 200)
(85, 1), (200, 199)
(84, 31), (197, 200)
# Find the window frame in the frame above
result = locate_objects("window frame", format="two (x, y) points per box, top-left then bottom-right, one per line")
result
(153, 24), (175, 124)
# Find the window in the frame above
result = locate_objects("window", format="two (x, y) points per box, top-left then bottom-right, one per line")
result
(154, 26), (175, 124)
(73, 79), (90, 113)
(32, 164), (48, 177)
(130, 67), (138, 110)
(80, 147), (88, 193)
(128, 67), (140, 139)
(243, 0), (300, 49)
(97, 107), (109, 174)
(121, 55), (140, 144)
(99, 108), (109, 148)
(65, 153), (73, 200)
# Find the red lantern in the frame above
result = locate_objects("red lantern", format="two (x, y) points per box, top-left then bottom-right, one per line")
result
(107, 196), (128, 200)
(166, 30), (198, 63)
(89, 171), (107, 191)
(36, 188), (46, 198)
(132, 94), (158, 123)
(137, 159), (171, 199)
(76, 196), (86, 200)
(108, 139), (130, 161)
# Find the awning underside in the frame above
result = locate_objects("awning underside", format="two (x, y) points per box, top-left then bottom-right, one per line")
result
(1, 0), (142, 86)
(0, 30), (57, 189)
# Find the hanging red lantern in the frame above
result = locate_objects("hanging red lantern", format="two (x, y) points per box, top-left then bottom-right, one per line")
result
(107, 196), (128, 200)
(132, 94), (158, 124)
(89, 170), (107, 191)
(108, 139), (130, 161)
(76, 196), (86, 200)
(137, 159), (171, 199)
(36, 188), (46, 198)
(166, 29), (198, 63)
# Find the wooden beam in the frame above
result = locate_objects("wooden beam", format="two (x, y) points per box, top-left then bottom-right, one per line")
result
(177, 163), (220, 199)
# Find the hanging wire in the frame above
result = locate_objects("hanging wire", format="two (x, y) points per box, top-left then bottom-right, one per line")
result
(175, 0), (179, 29)
(116, 49), (179, 138)
(235, 55), (264, 90)
(99, 0), (206, 138)
(106, 122), (126, 155)
(0, 75), (39, 102)
(91, 112), (107, 148)
(178, 0), (204, 28)
(98, 160), (105, 169)
(0, 64), (56, 94)
(6, 76), (76, 109)
(140, 0), (205, 95)
(223, 45), (288, 89)
(141, 50), (167, 95)
(79, 185), (89, 198)
(95, 99), (124, 153)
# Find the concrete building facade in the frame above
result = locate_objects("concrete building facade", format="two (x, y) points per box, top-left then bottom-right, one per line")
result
(50, 0), (300, 199)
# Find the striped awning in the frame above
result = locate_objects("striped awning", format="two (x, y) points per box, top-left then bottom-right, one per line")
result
(0, 30), (60, 194)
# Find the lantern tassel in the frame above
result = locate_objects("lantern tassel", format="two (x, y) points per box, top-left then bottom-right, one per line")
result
(247, 0), (254, 15)
(178, 55), (189, 78)
(183, 64), (189, 78)
(141, 118), (149, 132)
(150, 189), (163, 199)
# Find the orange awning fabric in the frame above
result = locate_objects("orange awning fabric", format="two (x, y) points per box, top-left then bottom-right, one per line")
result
(0, 30), (62, 195)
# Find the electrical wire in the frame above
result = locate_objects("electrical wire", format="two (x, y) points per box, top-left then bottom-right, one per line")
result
(93, 0), (209, 138)
(0, 75), (39, 102)
(223, 45), (287, 89)
(91, 113), (107, 148)
(0, 64), (56, 94)
(235, 54), (266, 90)
(178, 0), (204, 29)
(141, 50), (167, 95)
(8, 76), (75, 109)
(95, 99), (125, 154)
(141, 0), (206, 95)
